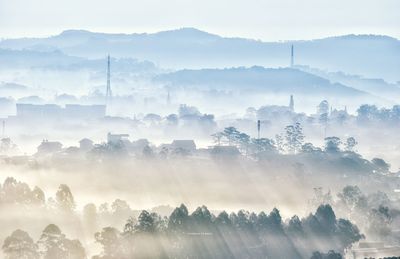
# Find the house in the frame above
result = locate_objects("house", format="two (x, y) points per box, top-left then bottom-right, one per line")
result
(107, 133), (129, 145)
(37, 140), (62, 155)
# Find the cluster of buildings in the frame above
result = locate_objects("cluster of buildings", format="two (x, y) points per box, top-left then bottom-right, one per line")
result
(15, 103), (106, 121)
(28, 132), (242, 162)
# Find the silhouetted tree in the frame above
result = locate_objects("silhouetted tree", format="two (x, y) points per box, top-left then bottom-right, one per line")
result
(222, 127), (240, 146)
(55, 184), (75, 212)
(135, 210), (156, 233)
(168, 204), (189, 233)
(371, 158), (390, 173)
(287, 215), (304, 236)
(2, 229), (38, 259)
(324, 137), (341, 153)
(344, 137), (357, 152)
(94, 227), (121, 259)
(285, 122), (304, 154)
(37, 224), (85, 259)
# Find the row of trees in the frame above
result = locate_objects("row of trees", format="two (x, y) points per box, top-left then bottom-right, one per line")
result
(87, 203), (363, 258)
(211, 126), (275, 155)
(2, 224), (85, 259)
(2, 204), (362, 259)
(210, 123), (393, 174)
(212, 123), (359, 155)
(357, 104), (400, 123)
(0, 177), (75, 212)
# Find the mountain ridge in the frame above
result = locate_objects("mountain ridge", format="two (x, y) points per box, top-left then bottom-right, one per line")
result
(2, 28), (398, 43)
(1, 28), (399, 82)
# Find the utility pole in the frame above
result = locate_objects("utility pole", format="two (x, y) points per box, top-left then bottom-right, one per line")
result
(106, 55), (112, 105)
(290, 44), (294, 67)
(167, 89), (171, 105)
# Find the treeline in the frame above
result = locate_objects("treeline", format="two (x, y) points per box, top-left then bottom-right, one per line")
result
(2, 202), (363, 259)
(3, 225), (85, 259)
(356, 104), (400, 124)
(213, 123), (360, 156)
(212, 123), (391, 174)
(0, 177), (72, 210)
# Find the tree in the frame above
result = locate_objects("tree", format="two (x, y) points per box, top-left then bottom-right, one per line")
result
(315, 204), (336, 233)
(324, 137), (341, 153)
(275, 134), (285, 153)
(168, 204), (189, 233)
(135, 210), (156, 233)
(287, 215), (303, 236)
(268, 208), (283, 232)
(233, 210), (252, 232)
(285, 122), (305, 154)
(2, 177), (33, 205)
(55, 184), (75, 212)
(94, 227), (121, 259)
(89, 141), (128, 160)
(357, 104), (378, 122)
(222, 127), (240, 146)
(367, 206), (392, 239)
(211, 132), (224, 146)
(251, 138), (275, 155)
(302, 143), (321, 153)
(123, 217), (136, 236)
(337, 186), (367, 212)
(178, 104), (201, 117)
(2, 229), (38, 259)
(335, 219), (363, 249)
(31, 186), (45, 205)
(371, 158), (390, 173)
(191, 206), (213, 229)
(256, 211), (269, 232)
(215, 211), (232, 227)
(237, 132), (251, 154)
(344, 137), (357, 152)
(111, 199), (131, 216)
(61, 239), (86, 259)
(37, 224), (66, 259)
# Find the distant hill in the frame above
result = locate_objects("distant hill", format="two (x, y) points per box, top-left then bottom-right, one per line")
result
(155, 66), (372, 98)
(1, 28), (399, 82)
(0, 48), (156, 72)
(296, 65), (400, 102)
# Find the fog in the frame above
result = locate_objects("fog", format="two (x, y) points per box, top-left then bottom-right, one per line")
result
(1, 27), (400, 259)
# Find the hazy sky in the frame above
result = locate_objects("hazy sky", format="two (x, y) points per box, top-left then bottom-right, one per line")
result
(0, 0), (399, 40)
